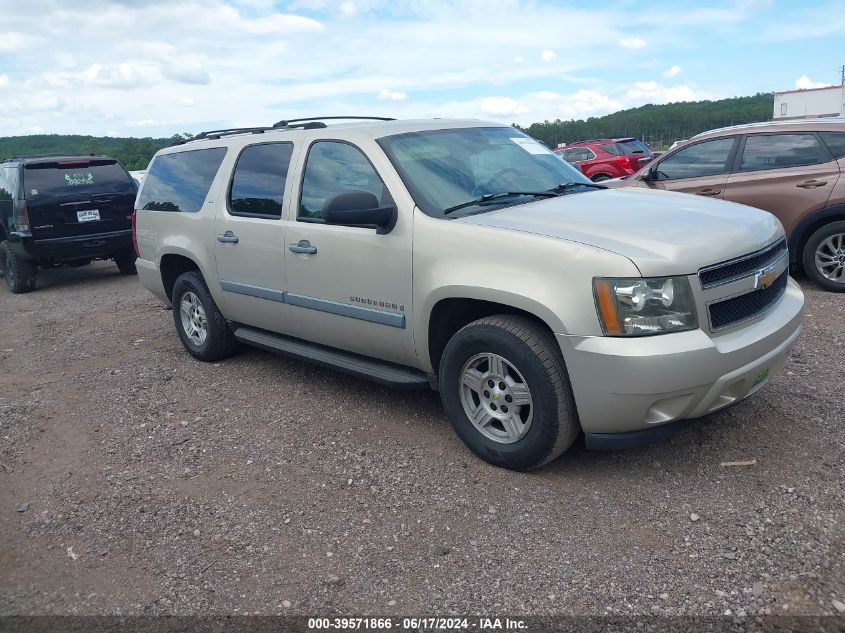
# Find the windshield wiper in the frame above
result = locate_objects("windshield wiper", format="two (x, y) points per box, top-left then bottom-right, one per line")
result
(442, 191), (559, 216)
(550, 182), (608, 193)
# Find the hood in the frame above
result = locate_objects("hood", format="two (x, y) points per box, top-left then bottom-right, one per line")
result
(458, 187), (784, 277)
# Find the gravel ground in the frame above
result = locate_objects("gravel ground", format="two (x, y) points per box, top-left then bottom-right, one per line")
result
(0, 262), (843, 619)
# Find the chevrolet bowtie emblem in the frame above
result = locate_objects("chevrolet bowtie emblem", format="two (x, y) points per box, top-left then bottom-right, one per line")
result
(491, 393), (502, 401)
(756, 269), (777, 289)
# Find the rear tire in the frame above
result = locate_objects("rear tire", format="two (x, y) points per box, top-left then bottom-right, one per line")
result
(171, 271), (237, 361)
(1, 241), (37, 294)
(114, 249), (137, 275)
(438, 315), (580, 470)
(591, 174), (611, 182)
(803, 221), (845, 292)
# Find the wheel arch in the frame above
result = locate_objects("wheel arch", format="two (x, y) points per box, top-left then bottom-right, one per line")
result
(159, 252), (203, 301)
(789, 203), (845, 269)
(422, 289), (566, 375)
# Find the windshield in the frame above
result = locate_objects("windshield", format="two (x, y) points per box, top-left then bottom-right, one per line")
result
(377, 127), (592, 217)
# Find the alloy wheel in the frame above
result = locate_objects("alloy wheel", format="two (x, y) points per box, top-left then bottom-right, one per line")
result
(459, 352), (533, 444)
(179, 291), (208, 346)
(815, 232), (845, 283)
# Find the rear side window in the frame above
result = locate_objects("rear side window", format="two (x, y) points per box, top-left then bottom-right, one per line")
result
(0, 167), (17, 201)
(23, 160), (135, 198)
(820, 132), (845, 159)
(138, 148), (227, 213)
(565, 147), (595, 162)
(655, 137), (736, 180)
(228, 143), (294, 219)
(739, 133), (829, 171)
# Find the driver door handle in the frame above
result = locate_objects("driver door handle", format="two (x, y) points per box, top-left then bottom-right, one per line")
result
(289, 240), (317, 255)
(217, 231), (239, 243)
(796, 179), (827, 189)
(696, 188), (721, 196)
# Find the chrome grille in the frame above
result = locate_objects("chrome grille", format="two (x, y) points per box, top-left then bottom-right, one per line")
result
(699, 238), (788, 288)
(708, 272), (788, 330)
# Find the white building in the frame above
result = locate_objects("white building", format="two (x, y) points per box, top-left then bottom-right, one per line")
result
(773, 84), (845, 120)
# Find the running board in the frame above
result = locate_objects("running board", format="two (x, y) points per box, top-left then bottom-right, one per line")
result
(234, 326), (431, 389)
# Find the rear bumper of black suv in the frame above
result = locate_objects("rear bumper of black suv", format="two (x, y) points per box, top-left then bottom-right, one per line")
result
(7, 229), (132, 263)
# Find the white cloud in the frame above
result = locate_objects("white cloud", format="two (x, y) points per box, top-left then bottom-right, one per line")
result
(619, 37), (646, 49)
(0, 32), (42, 52)
(480, 96), (529, 116)
(794, 75), (829, 90)
(662, 65), (682, 78)
(0, 74), (9, 89)
(540, 49), (556, 62)
(378, 89), (408, 101)
(29, 126), (44, 134)
(339, 1), (357, 17)
(624, 80), (709, 104)
(513, 56), (524, 64)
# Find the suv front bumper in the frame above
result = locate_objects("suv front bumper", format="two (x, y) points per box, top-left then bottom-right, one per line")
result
(8, 229), (132, 262)
(558, 277), (804, 440)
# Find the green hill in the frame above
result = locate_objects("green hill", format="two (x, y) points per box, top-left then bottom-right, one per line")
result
(0, 133), (192, 171)
(520, 93), (774, 150)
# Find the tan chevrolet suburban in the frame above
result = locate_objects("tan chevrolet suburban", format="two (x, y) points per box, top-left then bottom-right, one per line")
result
(134, 117), (804, 470)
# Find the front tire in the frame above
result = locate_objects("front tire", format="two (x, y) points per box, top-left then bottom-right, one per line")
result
(803, 221), (845, 292)
(1, 241), (37, 294)
(439, 315), (579, 470)
(171, 271), (237, 361)
(591, 174), (611, 182)
(114, 249), (137, 275)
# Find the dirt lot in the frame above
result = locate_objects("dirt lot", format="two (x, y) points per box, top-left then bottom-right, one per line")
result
(0, 262), (843, 618)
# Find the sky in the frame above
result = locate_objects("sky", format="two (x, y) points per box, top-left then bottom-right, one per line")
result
(0, 0), (843, 138)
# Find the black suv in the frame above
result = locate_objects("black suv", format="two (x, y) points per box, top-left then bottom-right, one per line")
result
(0, 155), (138, 293)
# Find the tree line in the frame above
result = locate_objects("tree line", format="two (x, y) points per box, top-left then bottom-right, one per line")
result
(0, 93), (775, 167)
(0, 133), (194, 171)
(518, 93), (774, 150)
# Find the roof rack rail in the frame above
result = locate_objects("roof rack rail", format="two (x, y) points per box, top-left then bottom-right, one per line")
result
(182, 117), (397, 146)
(175, 127), (275, 145)
(272, 116), (395, 128)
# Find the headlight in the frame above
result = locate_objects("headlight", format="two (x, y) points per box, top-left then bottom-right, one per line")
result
(593, 276), (697, 336)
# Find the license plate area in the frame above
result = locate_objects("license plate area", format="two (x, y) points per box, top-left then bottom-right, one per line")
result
(77, 209), (100, 222)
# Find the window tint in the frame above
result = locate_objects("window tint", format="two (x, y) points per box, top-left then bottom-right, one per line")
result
(820, 132), (845, 160)
(23, 160), (135, 198)
(655, 137), (736, 180)
(600, 144), (622, 156)
(228, 143), (293, 218)
(739, 133), (828, 171)
(299, 142), (386, 221)
(138, 148), (227, 213)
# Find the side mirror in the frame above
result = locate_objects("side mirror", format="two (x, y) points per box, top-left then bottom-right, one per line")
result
(641, 165), (657, 182)
(323, 190), (397, 235)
